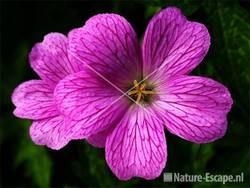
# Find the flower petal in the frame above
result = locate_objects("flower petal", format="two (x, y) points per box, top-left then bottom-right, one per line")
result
(156, 76), (233, 143)
(68, 14), (142, 89)
(30, 115), (70, 150)
(86, 126), (113, 148)
(29, 33), (79, 88)
(106, 106), (167, 180)
(142, 7), (210, 78)
(12, 80), (58, 120)
(54, 70), (129, 138)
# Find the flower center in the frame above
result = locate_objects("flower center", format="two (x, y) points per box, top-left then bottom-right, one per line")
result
(128, 80), (156, 104)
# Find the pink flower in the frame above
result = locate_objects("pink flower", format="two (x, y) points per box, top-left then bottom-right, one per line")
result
(12, 7), (233, 180)
(12, 33), (83, 149)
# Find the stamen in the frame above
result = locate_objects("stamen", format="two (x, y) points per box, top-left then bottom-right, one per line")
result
(128, 80), (156, 104)
(141, 90), (156, 95)
(133, 80), (139, 88)
(140, 83), (146, 90)
(136, 92), (142, 103)
(128, 90), (138, 96)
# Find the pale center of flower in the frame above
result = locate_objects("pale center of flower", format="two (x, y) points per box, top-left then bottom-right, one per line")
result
(128, 80), (156, 103)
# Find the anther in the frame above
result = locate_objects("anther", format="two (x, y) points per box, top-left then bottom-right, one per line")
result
(128, 80), (156, 103)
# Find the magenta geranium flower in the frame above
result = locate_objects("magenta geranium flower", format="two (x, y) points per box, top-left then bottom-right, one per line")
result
(54, 7), (232, 179)
(12, 7), (233, 180)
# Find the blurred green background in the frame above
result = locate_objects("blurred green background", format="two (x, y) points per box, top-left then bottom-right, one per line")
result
(1, 0), (250, 187)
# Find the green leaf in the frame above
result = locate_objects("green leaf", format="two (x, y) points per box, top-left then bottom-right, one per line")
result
(71, 142), (140, 188)
(144, 0), (202, 18)
(15, 121), (52, 188)
(191, 144), (214, 173)
(203, 0), (250, 117)
(145, 5), (161, 19)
